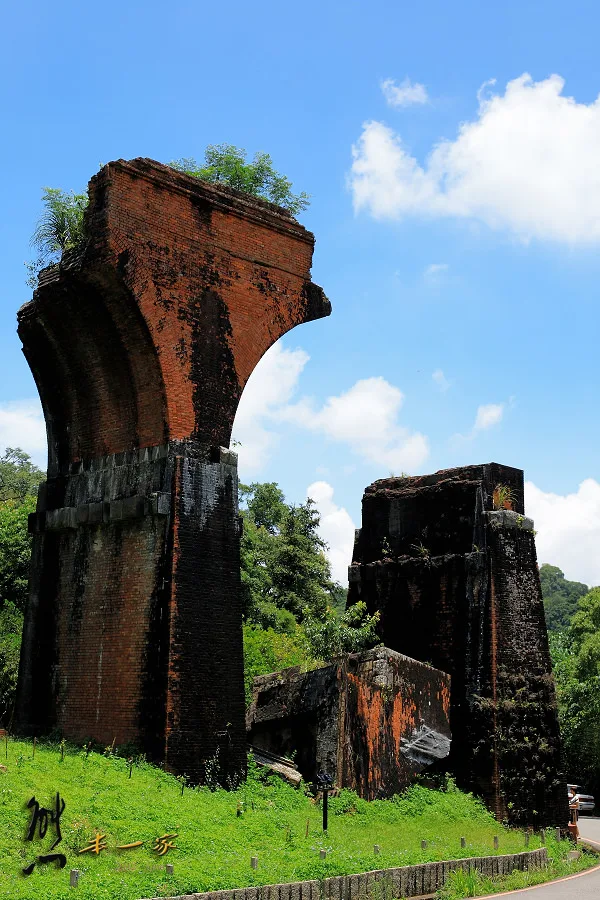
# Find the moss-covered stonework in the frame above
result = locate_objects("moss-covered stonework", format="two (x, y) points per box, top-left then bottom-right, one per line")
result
(247, 647), (451, 799)
(347, 464), (566, 826)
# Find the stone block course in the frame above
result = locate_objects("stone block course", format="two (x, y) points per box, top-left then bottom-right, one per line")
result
(142, 849), (548, 900)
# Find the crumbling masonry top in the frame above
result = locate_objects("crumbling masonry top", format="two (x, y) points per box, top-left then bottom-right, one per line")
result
(19, 158), (331, 475)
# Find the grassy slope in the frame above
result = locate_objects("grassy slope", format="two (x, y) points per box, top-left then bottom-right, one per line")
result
(0, 739), (592, 900)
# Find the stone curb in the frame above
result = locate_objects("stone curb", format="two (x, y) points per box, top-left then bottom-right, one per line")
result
(142, 847), (547, 900)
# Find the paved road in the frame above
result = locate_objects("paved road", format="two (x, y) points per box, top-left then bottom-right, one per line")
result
(469, 816), (600, 899)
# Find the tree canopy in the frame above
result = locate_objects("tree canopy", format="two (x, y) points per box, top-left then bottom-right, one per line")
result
(171, 145), (310, 214)
(240, 481), (380, 695)
(548, 583), (600, 797)
(240, 481), (337, 629)
(0, 448), (43, 724)
(540, 563), (588, 632)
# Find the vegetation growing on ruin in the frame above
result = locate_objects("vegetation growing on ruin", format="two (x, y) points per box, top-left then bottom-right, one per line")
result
(171, 144), (310, 214)
(26, 147), (309, 286)
(0, 737), (589, 900)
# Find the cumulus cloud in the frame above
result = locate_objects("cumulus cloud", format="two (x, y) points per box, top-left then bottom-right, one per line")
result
(306, 481), (356, 585)
(232, 344), (309, 474)
(432, 369), (450, 392)
(352, 73), (600, 243)
(526, 479), (600, 586)
(381, 77), (429, 108)
(279, 376), (429, 472)
(0, 400), (46, 468)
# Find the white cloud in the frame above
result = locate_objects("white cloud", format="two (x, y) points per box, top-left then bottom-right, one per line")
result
(381, 77), (429, 108)
(474, 403), (504, 431)
(424, 263), (448, 282)
(526, 479), (600, 586)
(352, 73), (600, 243)
(0, 400), (46, 468)
(432, 369), (450, 392)
(306, 481), (356, 585)
(279, 376), (429, 473)
(232, 344), (309, 474)
(452, 401), (505, 444)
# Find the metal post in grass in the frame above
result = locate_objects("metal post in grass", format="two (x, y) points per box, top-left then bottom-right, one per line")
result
(320, 849), (327, 860)
(540, 829), (546, 844)
(421, 840), (427, 850)
(251, 856), (258, 870)
(525, 831), (530, 847)
(166, 864), (174, 875)
(316, 772), (333, 832)
(305, 818), (310, 838)
(555, 827), (561, 842)
(70, 869), (80, 887)
(461, 837), (466, 849)
(374, 845), (380, 854)
(493, 836), (499, 850)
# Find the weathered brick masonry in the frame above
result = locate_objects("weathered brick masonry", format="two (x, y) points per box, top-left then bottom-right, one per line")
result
(247, 647), (451, 800)
(347, 464), (567, 825)
(14, 159), (330, 782)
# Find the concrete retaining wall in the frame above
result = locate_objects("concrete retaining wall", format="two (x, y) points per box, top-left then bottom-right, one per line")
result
(145, 847), (547, 900)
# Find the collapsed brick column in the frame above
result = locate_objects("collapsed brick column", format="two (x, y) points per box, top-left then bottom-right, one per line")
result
(348, 464), (567, 826)
(14, 158), (330, 783)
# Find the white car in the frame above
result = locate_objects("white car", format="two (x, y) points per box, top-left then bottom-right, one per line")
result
(568, 783), (595, 815)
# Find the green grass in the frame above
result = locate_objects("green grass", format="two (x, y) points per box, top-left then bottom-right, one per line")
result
(0, 737), (592, 900)
(436, 835), (597, 898)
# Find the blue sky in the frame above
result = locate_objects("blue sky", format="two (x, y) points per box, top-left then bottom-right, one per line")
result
(2, 0), (600, 585)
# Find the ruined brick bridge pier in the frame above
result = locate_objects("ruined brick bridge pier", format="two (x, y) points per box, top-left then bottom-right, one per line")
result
(14, 158), (331, 783)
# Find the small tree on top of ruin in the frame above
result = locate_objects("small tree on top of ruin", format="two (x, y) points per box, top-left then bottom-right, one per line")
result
(170, 144), (310, 213)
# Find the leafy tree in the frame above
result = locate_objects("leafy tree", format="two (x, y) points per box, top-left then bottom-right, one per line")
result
(549, 586), (600, 796)
(26, 188), (88, 287)
(303, 601), (380, 661)
(539, 563), (588, 632)
(0, 448), (44, 502)
(570, 586), (600, 678)
(0, 450), (42, 614)
(243, 624), (310, 705)
(171, 145), (310, 214)
(0, 449), (42, 724)
(0, 496), (36, 614)
(0, 602), (23, 724)
(240, 482), (336, 628)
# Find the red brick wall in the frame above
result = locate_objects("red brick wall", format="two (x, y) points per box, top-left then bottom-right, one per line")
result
(54, 520), (166, 745)
(14, 160), (331, 784)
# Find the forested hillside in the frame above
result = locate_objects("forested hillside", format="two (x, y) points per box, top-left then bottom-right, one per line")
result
(540, 563), (588, 632)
